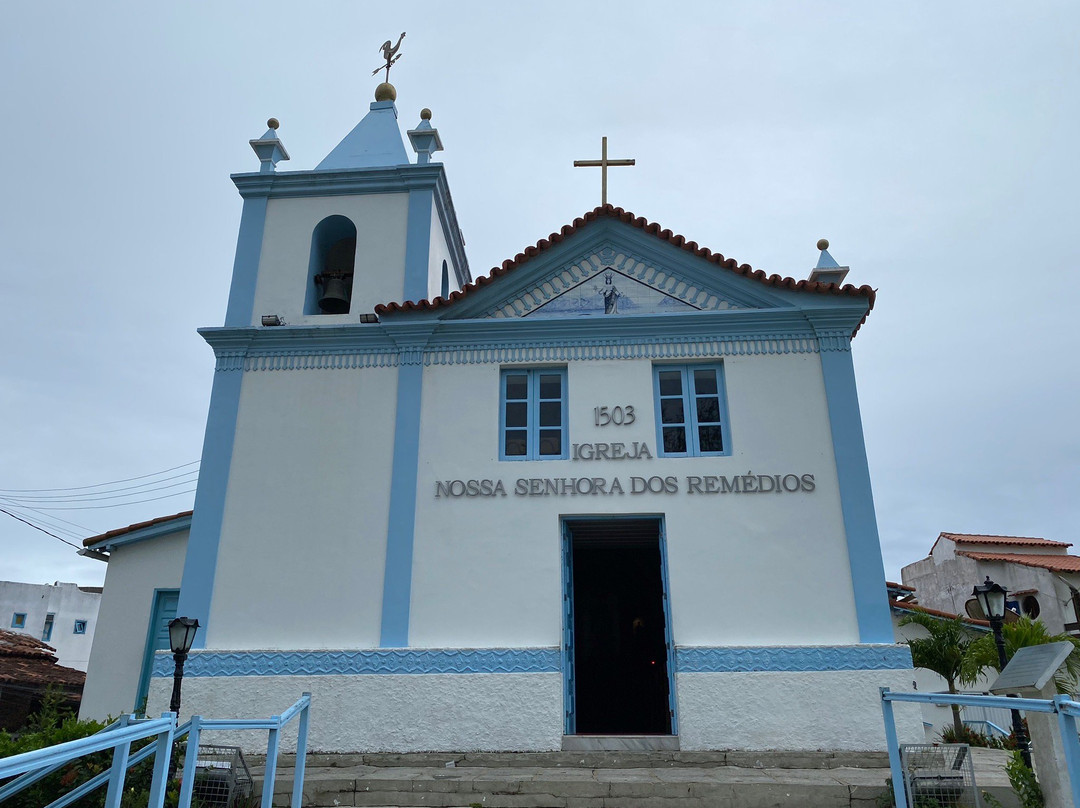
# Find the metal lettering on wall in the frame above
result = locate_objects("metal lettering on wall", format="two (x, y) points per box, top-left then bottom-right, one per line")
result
(434, 474), (816, 499)
(435, 402), (816, 498)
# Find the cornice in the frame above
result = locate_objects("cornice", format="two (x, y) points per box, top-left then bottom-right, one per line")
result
(231, 164), (447, 200)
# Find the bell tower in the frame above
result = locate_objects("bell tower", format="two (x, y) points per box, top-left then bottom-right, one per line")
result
(176, 76), (470, 645)
(220, 81), (469, 329)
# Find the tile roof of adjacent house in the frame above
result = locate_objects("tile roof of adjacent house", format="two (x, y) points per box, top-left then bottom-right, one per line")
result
(931, 532), (1072, 555)
(888, 598), (990, 629)
(0, 629), (85, 687)
(957, 551), (1080, 574)
(375, 205), (877, 330)
(82, 510), (193, 547)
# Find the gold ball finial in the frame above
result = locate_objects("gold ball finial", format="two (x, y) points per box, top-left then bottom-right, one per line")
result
(420, 108), (432, 120)
(817, 238), (829, 251)
(267, 118), (280, 130)
(375, 82), (397, 102)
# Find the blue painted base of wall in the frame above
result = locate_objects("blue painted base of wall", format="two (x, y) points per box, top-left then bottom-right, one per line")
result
(152, 645), (911, 678)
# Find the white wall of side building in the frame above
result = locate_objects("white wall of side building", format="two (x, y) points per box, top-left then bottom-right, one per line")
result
(79, 531), (187, 720)
(0, 580), (101, 670)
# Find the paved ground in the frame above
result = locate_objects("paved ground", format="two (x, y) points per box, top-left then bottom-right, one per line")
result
(254, 748), (1021, 807)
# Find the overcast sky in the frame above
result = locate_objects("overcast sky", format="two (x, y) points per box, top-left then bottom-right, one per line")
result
(1, 2), (1077, 592)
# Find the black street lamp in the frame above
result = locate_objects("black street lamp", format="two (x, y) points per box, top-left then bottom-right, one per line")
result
(972, 576), (1032, 769)
(168, 617), (200, 718)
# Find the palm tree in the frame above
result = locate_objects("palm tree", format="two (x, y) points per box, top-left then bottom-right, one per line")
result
(898, 613), (981, 736)
(963, 616), (1080, 694)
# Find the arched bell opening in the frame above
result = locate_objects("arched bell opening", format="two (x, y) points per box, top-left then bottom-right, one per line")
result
(305, 215), (357, 315)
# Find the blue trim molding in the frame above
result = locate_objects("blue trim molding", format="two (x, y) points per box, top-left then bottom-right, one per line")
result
(817, 338), (895, 644)
(404, 189), (433, 302)
(177, 367), (245, 649)
(223, 195), (269, 328)
(151, 647), (561, 677)
(379, 327), (434, 647)
(676, 645), (912, 673)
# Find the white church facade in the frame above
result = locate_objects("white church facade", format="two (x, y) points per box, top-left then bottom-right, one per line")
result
(80, 83), (920, 752)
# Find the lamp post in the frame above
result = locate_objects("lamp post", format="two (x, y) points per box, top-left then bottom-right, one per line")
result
(972, 576), (1032, 769)
(168, 617), (199, 719)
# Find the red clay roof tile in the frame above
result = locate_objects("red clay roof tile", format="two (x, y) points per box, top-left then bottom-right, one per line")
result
(956, 551), (1080, 573)
(940, 532), (1071, 548)
(375, 206), (876, 333)
(889, 598), (990, 628)
(82, 510), (192, 547)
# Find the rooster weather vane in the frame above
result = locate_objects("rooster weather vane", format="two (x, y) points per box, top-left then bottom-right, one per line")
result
(373, 32), (406, 82)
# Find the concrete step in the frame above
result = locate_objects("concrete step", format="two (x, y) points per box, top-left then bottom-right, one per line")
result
(253, 749), (1020, 808)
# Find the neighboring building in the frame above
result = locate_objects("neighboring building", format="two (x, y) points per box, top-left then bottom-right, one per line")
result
(78, 77), (922, 752)
(0, 628), (85, 730)
(902, 532), (1080, 635)
(0, 581), (101, 671)
(79, 511), (191, 716)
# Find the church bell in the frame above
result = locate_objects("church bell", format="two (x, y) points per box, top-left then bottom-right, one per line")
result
(314, 272), (352, 314)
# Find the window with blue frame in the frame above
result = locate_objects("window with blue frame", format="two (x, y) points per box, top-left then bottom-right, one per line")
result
(73, 619), (87, 635)
(11, 612), (26, 629)
(42, 613), (54, 642)
(500, 368), (568, 460)
(654, 364), (730, 456)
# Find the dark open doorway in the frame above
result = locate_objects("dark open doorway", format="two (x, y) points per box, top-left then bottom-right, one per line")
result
(564, 518), (673, 735)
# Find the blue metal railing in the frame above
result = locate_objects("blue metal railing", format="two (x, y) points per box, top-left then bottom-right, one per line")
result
(0, 693), (311, 808)
(881, 688), (1080, 808)
(962, 718), (1009, 738)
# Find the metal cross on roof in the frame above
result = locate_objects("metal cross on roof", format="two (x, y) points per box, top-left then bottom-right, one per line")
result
(574, 137), (636, 206)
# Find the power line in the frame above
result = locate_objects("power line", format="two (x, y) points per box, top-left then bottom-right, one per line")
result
(0, 505), (86, 540)
(0, 507), (82, 549)
(0, 475), (199, 504)
(0, 460), (200, 494)
(1, 469), (198, 501)
(1, 488), (198, 511)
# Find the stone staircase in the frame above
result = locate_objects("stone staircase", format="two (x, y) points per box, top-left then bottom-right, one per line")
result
(253, 749), (1020, 807)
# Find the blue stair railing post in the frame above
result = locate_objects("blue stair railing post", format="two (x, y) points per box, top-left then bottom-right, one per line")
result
(262, 715), (281, 808)
(1053, 695), (1080, 807)
(291, 692), (312, 808)
(178, 715), (203, 808)
(103, 715), (133, 808)
(146, 713), (177, 808)
(879, 688), (907, 808)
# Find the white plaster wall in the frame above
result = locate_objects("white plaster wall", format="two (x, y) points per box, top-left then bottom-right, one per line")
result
(0, 581), (101, 670)
(426, 199), (456, 299)
(207, 367), (397, 650)
(410, 352), (858, 649)
(252, 194), (409, 324)
(147, 673), (563, 753)
(79, 532), (188, 720)
(676, 669), (924, 750)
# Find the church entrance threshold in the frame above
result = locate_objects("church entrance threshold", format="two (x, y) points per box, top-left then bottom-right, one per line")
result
(562, 517), (677, 739)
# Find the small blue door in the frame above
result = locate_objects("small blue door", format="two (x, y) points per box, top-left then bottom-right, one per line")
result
(135, 589), (179, 714)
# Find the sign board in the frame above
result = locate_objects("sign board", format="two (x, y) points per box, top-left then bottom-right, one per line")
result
(989, 641), (1075, 695)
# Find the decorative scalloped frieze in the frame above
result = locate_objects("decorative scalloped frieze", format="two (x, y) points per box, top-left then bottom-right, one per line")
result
(213, 332), (829, 373)
(151, 647), (561, 678)
(675, 645), (912, 673)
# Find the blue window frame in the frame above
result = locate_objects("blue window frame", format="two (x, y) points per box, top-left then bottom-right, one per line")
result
(500, 368), (568, 460)
(11, 612), (26, 629)
(42, 613), (54, 642)
(653, 364), (730, 456)
(73, 619), (87, 635)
